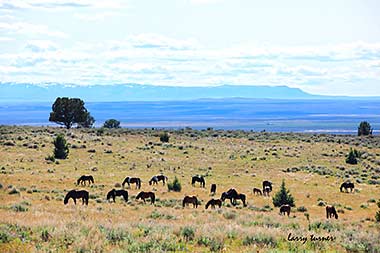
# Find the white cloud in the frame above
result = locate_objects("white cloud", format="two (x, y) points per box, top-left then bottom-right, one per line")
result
(0, 0), (126, 10)
(0, 35), (379, 95)
(0, 21), (67, 38)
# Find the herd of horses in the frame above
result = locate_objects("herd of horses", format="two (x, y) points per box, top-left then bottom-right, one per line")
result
(64, 174), (354, 219)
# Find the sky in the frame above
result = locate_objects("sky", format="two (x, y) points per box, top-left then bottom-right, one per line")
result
(0, 0), (379, 96)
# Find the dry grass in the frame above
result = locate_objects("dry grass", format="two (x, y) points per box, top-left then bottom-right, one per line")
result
(0, 126), (380, 252)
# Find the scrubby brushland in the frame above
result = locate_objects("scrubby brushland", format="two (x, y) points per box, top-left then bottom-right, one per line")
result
(0, 126), (380, 252)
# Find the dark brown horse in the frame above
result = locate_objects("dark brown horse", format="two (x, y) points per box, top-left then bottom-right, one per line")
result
(253, 188), (262, 196)
(106, 189), (128, 203)
(326, 205), (338, 219)
(340, 182), (354, 193)
(191, 175), (205, 188)
(183, 196), (199, 208)
(262, 180), (272, 192)
(263, 186), (271, 197)
(205, 198), (222, 209)
(149, 175), (168, 185)
(279, 204), (291, 216)
(64, 190), (89, 205)
(122, 177), (141, 189)
(221, 188), (247, 206)
(210, 184), (217, 195)
(77, 175), (94, 186)
(136, 191), (155, 204)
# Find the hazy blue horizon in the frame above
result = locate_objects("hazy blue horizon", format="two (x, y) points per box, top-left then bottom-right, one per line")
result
(1, 99), (379, 134)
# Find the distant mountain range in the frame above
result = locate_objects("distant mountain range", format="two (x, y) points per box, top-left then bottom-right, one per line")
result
(0, 83), (376, 102)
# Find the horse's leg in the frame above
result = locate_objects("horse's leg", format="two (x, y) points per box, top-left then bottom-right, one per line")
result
(74, 198), (77, 205)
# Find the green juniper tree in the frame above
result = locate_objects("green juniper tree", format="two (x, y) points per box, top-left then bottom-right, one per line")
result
(272, 180), (295, 207)
(103, 119), (121, 128)
(346, 148), (358, 165)
(53, 134), (69, 159)
(49, 97), (94, 129)
(358, 121), (373, 136)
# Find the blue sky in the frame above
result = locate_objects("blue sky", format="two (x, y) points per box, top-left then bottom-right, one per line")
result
(0, 0), (379, 96)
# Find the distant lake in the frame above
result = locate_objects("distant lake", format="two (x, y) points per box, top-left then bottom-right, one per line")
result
(0, 99), (379, 134)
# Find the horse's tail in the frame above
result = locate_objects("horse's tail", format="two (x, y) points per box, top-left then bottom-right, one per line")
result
(123, 191), (128, 202)
(90, 176), (94, 184)
(151, 193), (155, 204)
(138, 179), (141, 189)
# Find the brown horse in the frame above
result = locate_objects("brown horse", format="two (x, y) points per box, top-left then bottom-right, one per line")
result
(253, 188), (262, 196)
(122, 177), (141, 189)
(77, 175), (94, 186)
(183, 196), (199, 208)
(280, 204), (291, 216)
(64, 190), (89, 205)
(136, 191), (155, 204)
(326, 205), (338, 219)
(106, 189), (128, 203)
(205, 198), (222, 209)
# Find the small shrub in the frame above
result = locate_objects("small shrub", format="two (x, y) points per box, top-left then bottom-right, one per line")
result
(45, 155), (55, 162)
(8, 188), (20, 195)
(159, 132), (170, 143)
(11, 204), (28, 212)
(375, 211), (380, 222)
(297, 206), (307, 212)
(223, 211), (237, 220)
(167, 177), (181, 192)
(180, 226), (195, 241)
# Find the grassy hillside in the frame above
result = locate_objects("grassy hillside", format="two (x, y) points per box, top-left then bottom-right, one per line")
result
(0, 126), (379, 252)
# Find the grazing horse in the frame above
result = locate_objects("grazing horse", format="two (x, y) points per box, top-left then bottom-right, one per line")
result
(340, 182), (354, 193)
(210, 184), (217, 195)
(106, 189), (128, 203)
(263, 186), (271, 197)
(136, 191), (155, 204)
(279, 204), (291, 216)
(122, 177), (141, 189)
(192, 175), (205, 188)
(326, 205), (338, 219)
(205, 199), (222, 209)
(262, 180), (272, 192)
(183, 196), (199, 208)
(77, 175), (94, 186)
(221, 188), (247, 206)
(149, 175), (168, 185)
(253, 188), (262, 196)
(64, 190), (89, 205)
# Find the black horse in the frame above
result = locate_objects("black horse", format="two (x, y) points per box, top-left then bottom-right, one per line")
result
(221, 188), (247, 206)
(64, 190), (89, 205)
(205, 198), (222, 209)
(106, 189), (128, 203)
(136, 191), (155, 204)
(77, 175), (94, 186)
(262, 180), (272, 192)
(280, 204), (291, 216)
(192, 175), (205, 188)
(122, 177), (141, 189)
(263, 186), (271, 197)
(149, 175), (168, 185)
(183, 196), (199, 208)
(210, 184), (217, 195)
(340, 182), (354, 192)
(326, 205), (338, 219)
